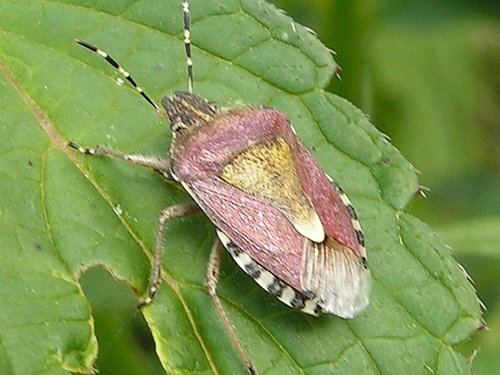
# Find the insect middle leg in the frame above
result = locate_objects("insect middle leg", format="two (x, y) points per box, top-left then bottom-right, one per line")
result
(139, 202), (200, 307)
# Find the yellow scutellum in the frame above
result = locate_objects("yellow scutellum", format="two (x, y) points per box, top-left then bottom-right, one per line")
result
(220, 137), (325, 243)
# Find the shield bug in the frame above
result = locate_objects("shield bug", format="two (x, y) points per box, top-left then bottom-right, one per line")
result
(70, 0), (370, 373)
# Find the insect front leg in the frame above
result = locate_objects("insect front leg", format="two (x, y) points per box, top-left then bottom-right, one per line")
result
(69, 141), (172, 174)
(206, 240), (258, 375)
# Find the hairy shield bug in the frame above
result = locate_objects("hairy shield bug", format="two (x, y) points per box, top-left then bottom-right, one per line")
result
(70, 0), (370, 373)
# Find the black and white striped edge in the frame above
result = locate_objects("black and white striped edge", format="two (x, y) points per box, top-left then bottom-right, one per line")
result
(328, 177), (367, 264)
(216, 230), (324, 315)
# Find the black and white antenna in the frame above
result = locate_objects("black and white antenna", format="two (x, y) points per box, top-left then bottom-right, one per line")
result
(75, 0), (195, 111)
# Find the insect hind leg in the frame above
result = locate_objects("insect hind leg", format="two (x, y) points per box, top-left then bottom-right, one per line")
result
(206, 240), (258, 375)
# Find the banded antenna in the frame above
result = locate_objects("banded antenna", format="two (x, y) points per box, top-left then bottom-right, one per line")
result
(75, 0), (194, 113)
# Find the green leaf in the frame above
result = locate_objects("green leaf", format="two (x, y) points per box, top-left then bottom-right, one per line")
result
(0, 0), (482, 374)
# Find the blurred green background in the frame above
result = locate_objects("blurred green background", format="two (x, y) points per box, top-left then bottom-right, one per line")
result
(81, 0), (500, 374)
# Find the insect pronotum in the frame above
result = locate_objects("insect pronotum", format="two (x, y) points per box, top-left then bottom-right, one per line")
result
(70, 1), (371, 374)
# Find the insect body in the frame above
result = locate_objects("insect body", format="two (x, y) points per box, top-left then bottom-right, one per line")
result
(165, 92), (370, 317)
(70, 0), (370, 373)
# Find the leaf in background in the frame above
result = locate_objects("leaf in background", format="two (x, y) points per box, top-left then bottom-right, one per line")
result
(0, 0), (482, 374)
(438, 218), (500, 375)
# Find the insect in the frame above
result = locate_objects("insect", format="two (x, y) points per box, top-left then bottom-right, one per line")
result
(70, 0), (370, 373)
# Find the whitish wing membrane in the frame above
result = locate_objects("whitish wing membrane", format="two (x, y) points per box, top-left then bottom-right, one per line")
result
(304, 237), (370, 318)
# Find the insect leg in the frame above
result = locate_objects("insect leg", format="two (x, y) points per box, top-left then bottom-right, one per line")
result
(139, 202), (200, 308)
(69, 141), (171, 173)
(206, 239), (258, 375)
